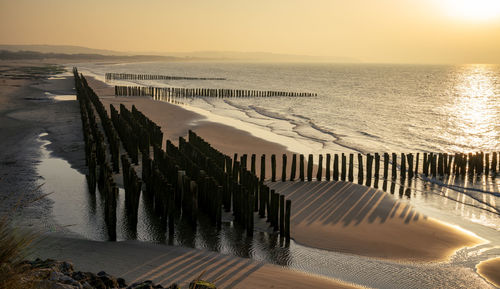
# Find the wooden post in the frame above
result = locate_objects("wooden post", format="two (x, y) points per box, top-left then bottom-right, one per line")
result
(374, 153), (380, 179)
(271, 154), (276, 182)
(325, 154), (331, 181)
(282, 154), (287, 182)
(260, 154), (266, 182)
(357, 153), (364, 184)
(307, 154), (314, 181)
(415, 153), (420, 176)
(366, 154), (372, 186)
(300, 154), (305, 181)
(333, 154), (339, 181)
(251, 154), (256, 175)
(407, 154), (414, 179)
(383, 153), (389, 179)
(317, 155), (323, 181)
(341, 153), (346, 181)
(438, 153), (444, 176)
(290, 154), (297, 181)
(485, 153), (490, 176)
(423, 153), (429, 176)
(279, 195), (285, 235)
(259, 184), (266, 218)
(392, 153), (397, 180)
(492, 152), (497, 174)
(348, 154), (354, 182)
(285, 200), (291, 241)
(400, 153), (406, 180)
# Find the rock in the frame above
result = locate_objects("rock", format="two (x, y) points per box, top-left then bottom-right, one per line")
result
(98, 272), (119, 288)
(117, 277), (127, 288)
(97, 271), (107, 276)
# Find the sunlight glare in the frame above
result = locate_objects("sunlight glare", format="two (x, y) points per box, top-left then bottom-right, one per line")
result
(441, 0), (500, 21)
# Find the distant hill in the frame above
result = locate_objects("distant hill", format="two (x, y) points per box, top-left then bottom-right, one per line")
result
(163, 51), (359, 63)
(0, 50), (182, 62)
(0, 44), (127, 56)
(0, 44), (359, 63)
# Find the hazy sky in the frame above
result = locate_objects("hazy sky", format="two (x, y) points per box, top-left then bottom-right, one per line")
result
(1, 0), (500, 63)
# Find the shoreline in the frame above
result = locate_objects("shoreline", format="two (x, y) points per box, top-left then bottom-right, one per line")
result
(86, 74), (484, 263)
(1, 60), (497, 289)
(477, 257), (500, 288)
(29, 233), (362, 289)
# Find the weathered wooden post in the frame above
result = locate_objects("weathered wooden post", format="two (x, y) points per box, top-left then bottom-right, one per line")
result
(251, 154), (256, 175)
(392, 153), (397, 180)
(325, 154), (331, 181)
(407, 153), (414, 179)
(260, 154), (266, 182)
(366, 154), (373, 186)
(259, 184), (266, 218)
(300, 154), (305, 181)
(348, 154), (354, 182)
(282, 154), (287, 182)
(357, 154), (363, 184)
(485, 153), (490, 176)
(317, 155), (323, 181)
(341, 153), (346, 181)
(333, 154), (339, 181)
(492, 152), (498, 174)
(374, 153), (380, 179)
(307, 154), (313, 181)
(423, 153), (429, 176)
(438, 153), (444, 176)
(415, 153), (420, 177)
(279, 195), (285, 235)
(271, 154), (276, 182)
(290, 154), (297, 181)
(400, 153), (406, 180)
(383, 153), (389, 179)
(285, 199), (291, 241)
(431, 153), (437, 178)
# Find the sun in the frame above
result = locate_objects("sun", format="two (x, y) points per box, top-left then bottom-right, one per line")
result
(441, 0), (500, 21)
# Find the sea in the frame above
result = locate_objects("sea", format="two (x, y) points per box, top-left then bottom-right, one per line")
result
(52, 61), (500, 288)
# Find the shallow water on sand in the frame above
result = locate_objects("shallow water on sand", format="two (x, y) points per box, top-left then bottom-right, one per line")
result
(37, 133), (498, 288)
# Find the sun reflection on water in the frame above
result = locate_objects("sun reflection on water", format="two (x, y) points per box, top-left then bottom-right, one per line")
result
(447, 64), (499, 152)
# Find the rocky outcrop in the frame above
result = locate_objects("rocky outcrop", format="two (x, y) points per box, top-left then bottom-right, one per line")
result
(22, 258), (200, 289)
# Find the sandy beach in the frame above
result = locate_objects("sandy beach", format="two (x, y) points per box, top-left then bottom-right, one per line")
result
(86, 75), (483, 262)
(0, 61), (359, 289)
(1, 60), (497, 288)
(30, 233), (360, 289)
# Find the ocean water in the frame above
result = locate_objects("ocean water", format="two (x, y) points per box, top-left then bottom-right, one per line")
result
(57, 62), (500, 287)
(78, 62), (500, 154)
(76, 62), (500, 212)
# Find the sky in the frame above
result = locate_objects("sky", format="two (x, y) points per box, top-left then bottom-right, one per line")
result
(1, 0), (500, 64)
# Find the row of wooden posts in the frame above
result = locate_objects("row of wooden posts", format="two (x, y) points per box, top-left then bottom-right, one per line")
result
(249, 152), (499, 185)
(115, 85), (318, 99)
(74, 68), (118, 241)
(74, 67), (293, 241)
(105, 72), (226, 81)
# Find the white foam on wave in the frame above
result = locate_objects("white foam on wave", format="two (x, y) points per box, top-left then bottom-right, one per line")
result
(179, 101), (316, 155)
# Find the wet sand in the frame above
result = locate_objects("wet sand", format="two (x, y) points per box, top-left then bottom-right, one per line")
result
(0, 62), (359, 289)
(268, 181), (482, 261)
(477, 257), (500, 288)
(30, 234), (360, 289)
(87, 76), (483, 262)
(0, 61), (490, 288)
